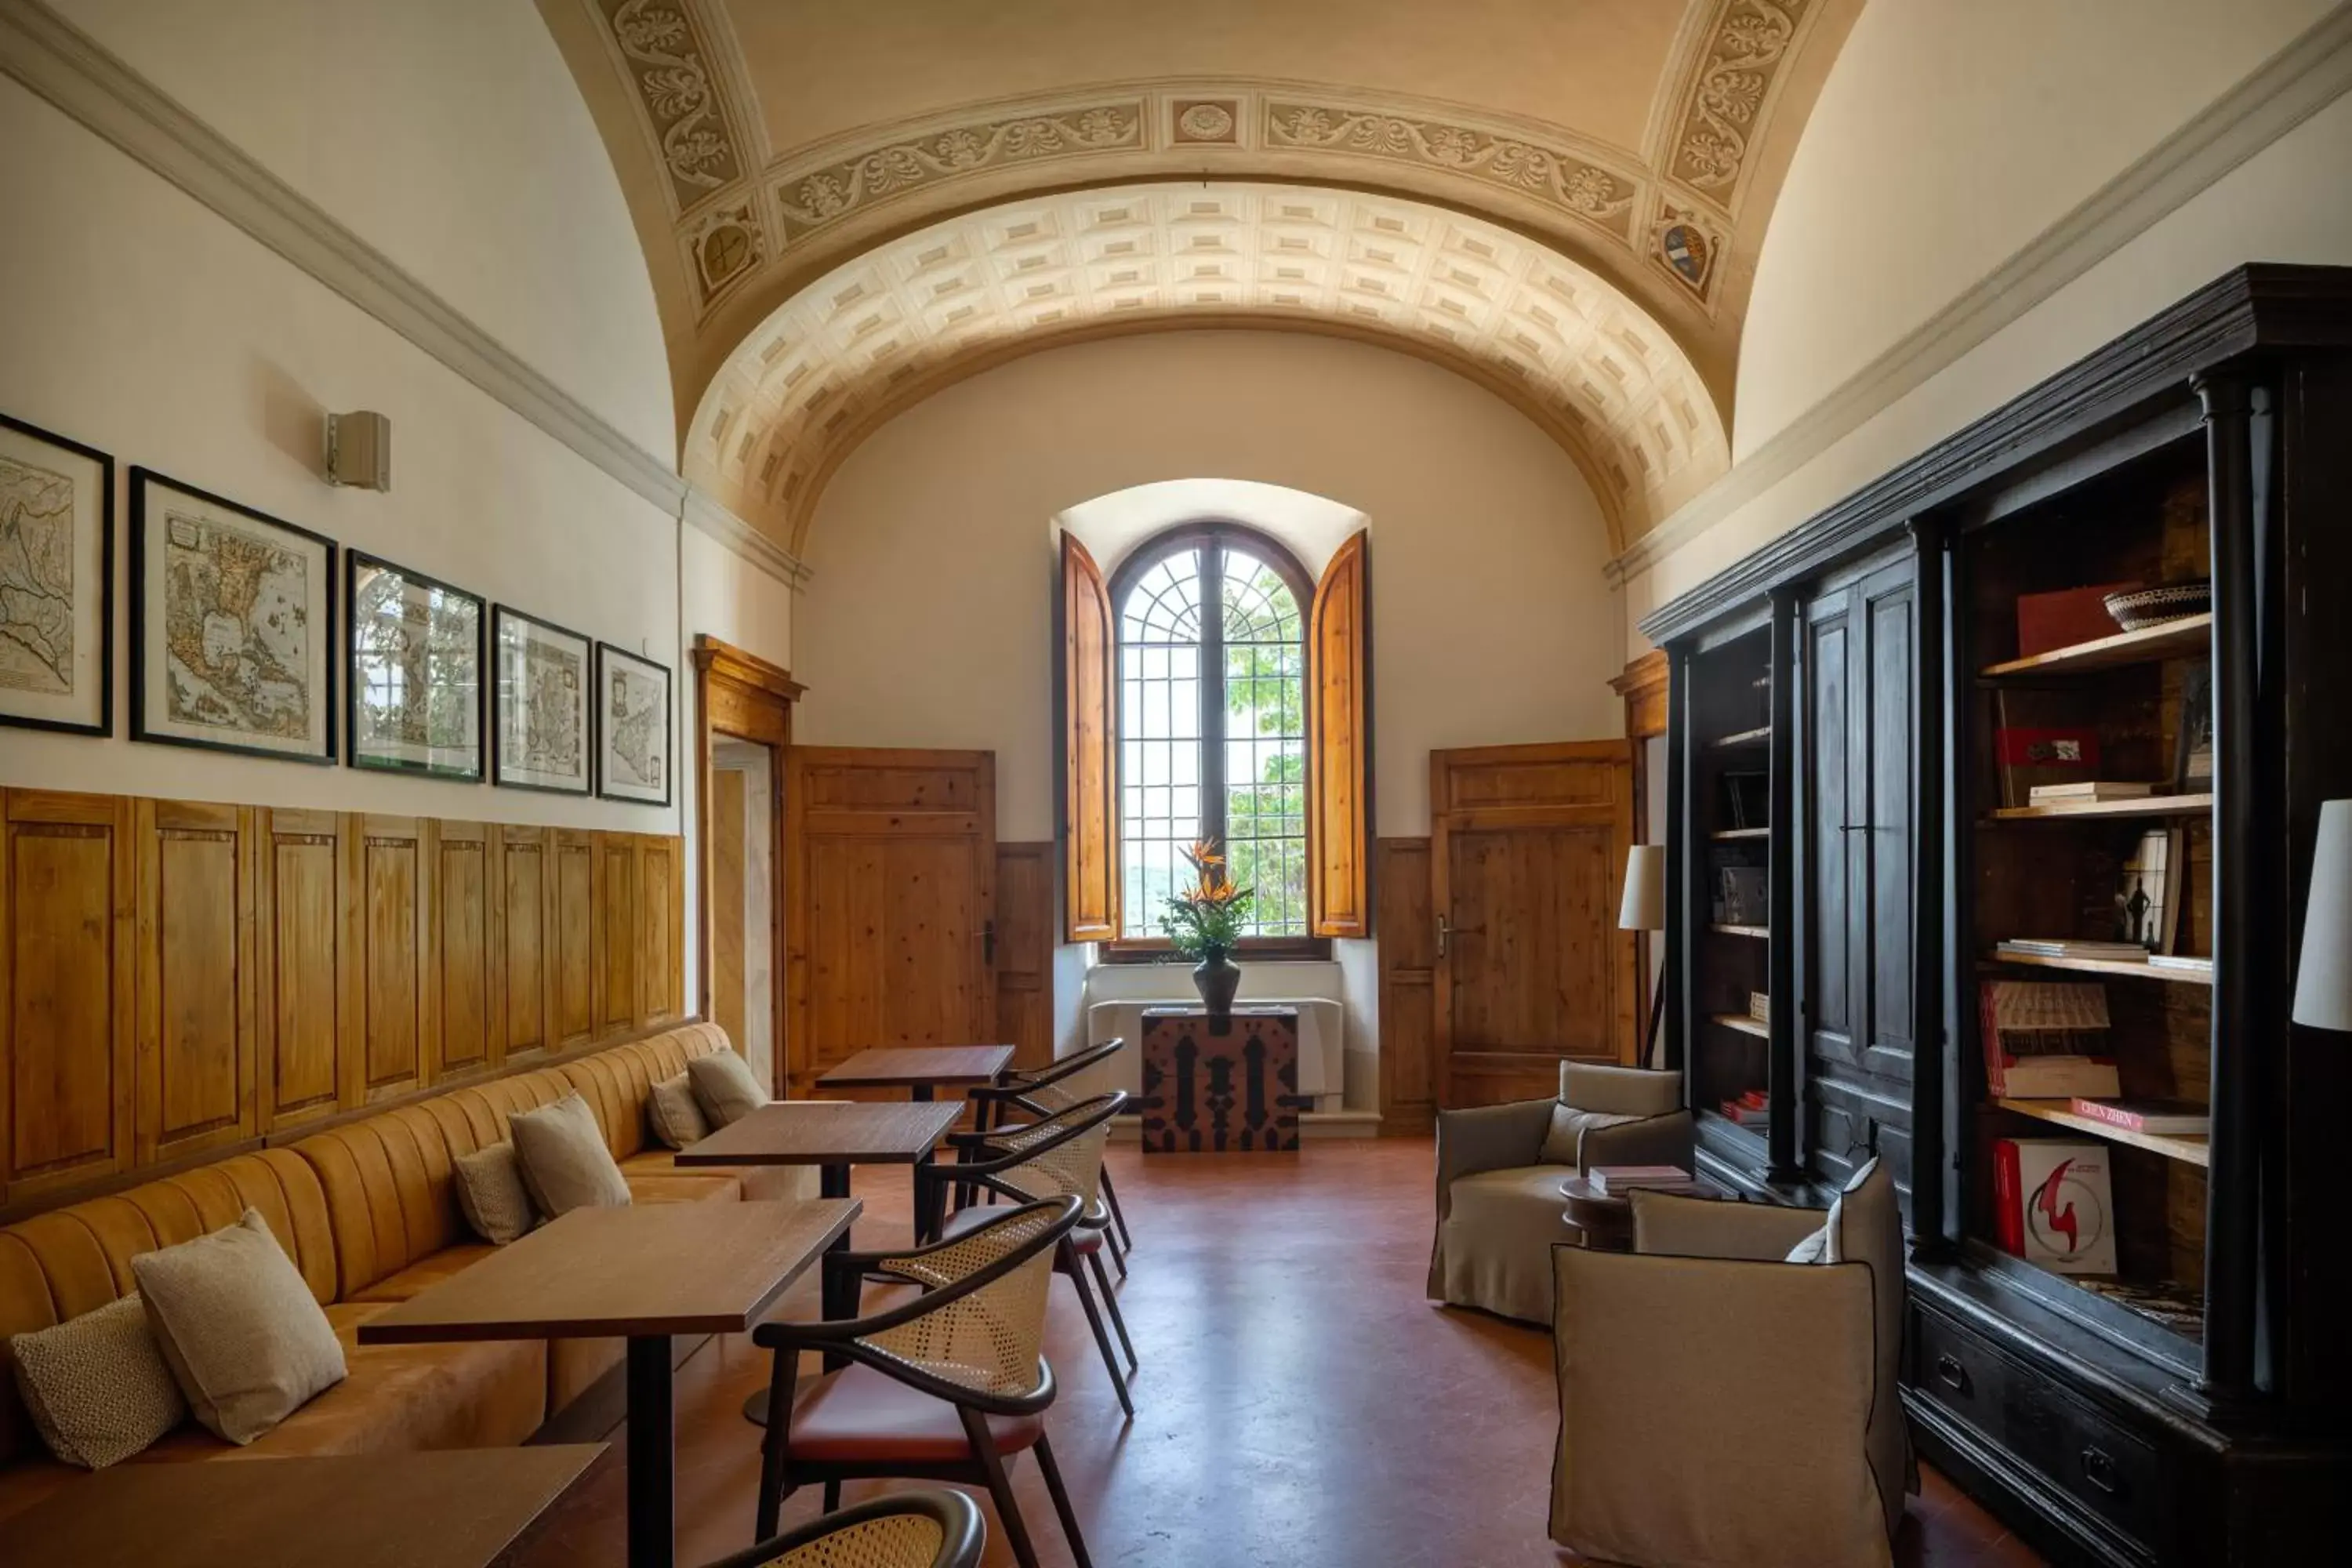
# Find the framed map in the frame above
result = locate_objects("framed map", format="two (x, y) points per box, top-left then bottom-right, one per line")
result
(0, 413), (112, 735)
(594, 642), (672, 806)
(347, 551), (485, 781)
(492, 605), (592, 795)
(130, 468), (333, 762)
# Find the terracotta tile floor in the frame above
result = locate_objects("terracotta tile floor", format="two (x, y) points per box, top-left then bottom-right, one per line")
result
(516, 1138), (2046, 1567)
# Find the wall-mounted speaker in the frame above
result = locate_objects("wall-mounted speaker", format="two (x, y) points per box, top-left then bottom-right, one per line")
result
(325, 410), (392, 491)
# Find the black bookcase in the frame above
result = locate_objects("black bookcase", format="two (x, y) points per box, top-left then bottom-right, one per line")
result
(1645, 266), (2352, 1566)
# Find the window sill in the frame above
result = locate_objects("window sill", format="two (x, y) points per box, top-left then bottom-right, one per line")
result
(1098, 938), (1333, 965)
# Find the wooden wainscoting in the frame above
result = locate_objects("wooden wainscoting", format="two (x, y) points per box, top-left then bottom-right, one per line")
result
(0, 787), (684, 1218)
(1376, 837), (1436, 1135)
(994, 842), (1055, 1074)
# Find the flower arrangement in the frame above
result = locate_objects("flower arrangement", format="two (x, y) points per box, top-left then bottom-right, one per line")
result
(1157, 839), (1253, 958)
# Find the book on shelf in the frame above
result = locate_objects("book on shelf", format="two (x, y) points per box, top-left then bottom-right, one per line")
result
(1720, 771), (1769, 829)
(1993, 688), (2102, 808)
(1586, 1165), (1695, 1197)
(1718, 1090), (1772, 1128)
(1995, 938), (2149, 962)
(1748, 990), (1770, 1023)
(2147, 953), (2214, 975)
(1719, 866), (1768, 926)
(1992, 1138), (2118, 1274)
(2016, 582), (2141, 659)
(2027, 781), (2157, 803)
(2066, 1097), (2210, 1136)
(1981, 980), (2120, 1098)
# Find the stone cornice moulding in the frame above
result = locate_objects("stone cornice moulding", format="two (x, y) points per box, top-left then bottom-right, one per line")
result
(1606, 1), (2352, 592)
(0, 0), (808, 592)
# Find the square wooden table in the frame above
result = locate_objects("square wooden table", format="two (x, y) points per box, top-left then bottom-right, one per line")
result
(0, 1444), (602, 1568)
(358, 1199), (858, 1568)
(816, 1044), (1016, 1101)
(677, 1100), (964, 1317)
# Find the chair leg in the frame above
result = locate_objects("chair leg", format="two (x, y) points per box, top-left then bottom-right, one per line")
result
(822, 1479), (841, 1514)
(960, 1406), (1042, 1568)
(1103, 1218), (1128, 1281)
(1099, 1163), (1134, 1251)
(1088, 1248), (1138, 1372)
(1034, 1433), (1096, 1568)
(753, 1347), (799, 1540)
(1063, 1247), (1133, 1416)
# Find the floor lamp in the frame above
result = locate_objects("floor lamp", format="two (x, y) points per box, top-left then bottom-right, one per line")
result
(2293, 800), (2352, 1033)
(1621, 844), (1667, 1069)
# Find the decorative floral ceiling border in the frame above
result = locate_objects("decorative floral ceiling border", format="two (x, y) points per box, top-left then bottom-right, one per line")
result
(1657, 0), (1821, 211)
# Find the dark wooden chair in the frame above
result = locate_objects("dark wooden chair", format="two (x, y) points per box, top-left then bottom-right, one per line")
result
(924, 1092), (1135, 1415)
(749, 1196), (1092, 1568)
(698, 1487), (983, 1568)
(968, 1039), (1134, 1260)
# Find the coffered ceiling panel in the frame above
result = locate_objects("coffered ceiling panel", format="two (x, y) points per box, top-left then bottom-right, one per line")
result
(686, 183), (1731, 554)
(539, 0), (1862, 546)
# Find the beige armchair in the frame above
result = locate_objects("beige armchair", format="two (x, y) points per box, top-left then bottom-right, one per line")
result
(1546, 1158), (1914, 1568)
(1426, 1062), (1692, 1323)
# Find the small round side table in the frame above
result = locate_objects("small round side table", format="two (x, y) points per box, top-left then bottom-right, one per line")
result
(1559, 1173), (1730, 1252)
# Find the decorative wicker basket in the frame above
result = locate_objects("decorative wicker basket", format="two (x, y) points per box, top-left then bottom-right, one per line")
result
(2103, 579), (2211, 631)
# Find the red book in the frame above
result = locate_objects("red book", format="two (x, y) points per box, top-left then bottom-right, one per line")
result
(1991, 1139), (2024, 1254)
(2066, 1098), (2209, 1136)
(2016, 583), (2140, 658)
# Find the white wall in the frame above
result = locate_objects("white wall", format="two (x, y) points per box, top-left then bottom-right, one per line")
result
(1733, 0), (2336, 460)
(49, 0), (673, 455)
(793, 330), (1625, 840)
(1626, 6), (2352, 637)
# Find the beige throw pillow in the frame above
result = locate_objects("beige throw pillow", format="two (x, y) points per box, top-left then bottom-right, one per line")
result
(647, 1072), (710, 1149)
(1538, 1103), (1639, 1167)
(130, 1210), (346, 1445)
(9, 1293), (187, 1468)
(453, 1140), (539, 1244)
(510, 1092), (633, 1218)
(687, 1048), (767, 1128)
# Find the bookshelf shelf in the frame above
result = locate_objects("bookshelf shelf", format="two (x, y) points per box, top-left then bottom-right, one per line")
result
(1994, 1097), (2210, 1167)
(1709, 827), (1769, 842)
(1987, 792), (2212, 822)
(1709, 923), (1769, 940)
(1708, 1012), (1769, 1040)
(1980, 612), (2211, 677)
(1982, 950), (2213, 985)
(1709, 725), (1772, 750)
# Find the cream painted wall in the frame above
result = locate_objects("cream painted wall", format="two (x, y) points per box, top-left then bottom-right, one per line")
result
(793, 330), (1624, 842)
(1732, 0), (2336, 460)
(1625, 85), (2352, 637)
(50, 0), (674, 454)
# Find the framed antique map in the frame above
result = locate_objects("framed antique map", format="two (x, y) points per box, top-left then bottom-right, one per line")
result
(0, 412), (112, 735)
(347, 551), (485, 781)
(594, 642), (672, 806)
(129, 468), (333, 762)
(492, 605), (592, 795)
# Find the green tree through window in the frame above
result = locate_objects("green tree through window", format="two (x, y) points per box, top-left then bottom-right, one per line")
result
(1113, 528), (1311, 938)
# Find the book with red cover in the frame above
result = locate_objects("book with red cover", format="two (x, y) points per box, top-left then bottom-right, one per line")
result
(2065, 1097), (2210, 1136)
(1993, 688), (2103, 808)
(1981, 981), (2119, 1098)
(2016, 582), (2140, 659)
(1991, 1138), (2117, 1273)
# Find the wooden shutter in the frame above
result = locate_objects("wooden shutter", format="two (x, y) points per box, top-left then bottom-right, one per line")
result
(1059, 533), (1119, 941)
(1309, 529), (1370, 937)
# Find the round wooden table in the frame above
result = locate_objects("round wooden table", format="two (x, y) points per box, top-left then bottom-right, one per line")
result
(1559, 1173), (1730, 1251)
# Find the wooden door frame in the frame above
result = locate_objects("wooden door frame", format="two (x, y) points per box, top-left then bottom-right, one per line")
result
(1429, 739), (1639, 1109)
(690, 634), (801, 1094)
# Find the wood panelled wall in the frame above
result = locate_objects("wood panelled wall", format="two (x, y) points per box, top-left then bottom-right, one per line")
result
(1377, 837), (1436, 1135)
(0, 789), (684, 1217)
(993, 842), (1055, 1073)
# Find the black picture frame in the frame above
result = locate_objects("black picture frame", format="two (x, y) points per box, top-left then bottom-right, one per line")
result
(593, 641), (673, 808)
(345, 550), (487, 782)
(129, 466), (336, 764)
(0, 411), (114, 738)
(490, 604), (593, 797)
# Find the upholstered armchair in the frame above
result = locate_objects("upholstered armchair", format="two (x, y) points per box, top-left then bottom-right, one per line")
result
(1547, 1159), (1914, 1568)
(1427, 1062), (1692, 1323)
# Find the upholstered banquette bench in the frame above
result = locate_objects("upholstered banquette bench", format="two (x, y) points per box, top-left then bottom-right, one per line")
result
(0, 1022), (811, 1523)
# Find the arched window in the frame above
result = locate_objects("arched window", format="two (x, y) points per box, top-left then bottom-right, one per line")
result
(1111, 524), (1313, 939)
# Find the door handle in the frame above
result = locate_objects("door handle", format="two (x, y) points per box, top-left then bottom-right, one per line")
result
(2078, 1446), (2119, 1496)
(982, 920), (996, 967)
(1933, 1353), (1967, 1393)
(1436, 914), (1449, 958)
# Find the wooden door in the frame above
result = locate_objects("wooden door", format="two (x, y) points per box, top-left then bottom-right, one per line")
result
(785, 747), (997, 1096)
(1801, 556), (1918, 1191)
(1431, 742), (1637, 1107)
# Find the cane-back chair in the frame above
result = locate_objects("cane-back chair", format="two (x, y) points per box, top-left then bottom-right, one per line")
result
(969, 1039), (1134, 1255)
(697, 1489), (983, 1568)
(749, 1196), (1092, 1568)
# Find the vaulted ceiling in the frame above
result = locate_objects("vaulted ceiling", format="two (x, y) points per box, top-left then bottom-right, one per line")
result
(539, 0), (1864, 550)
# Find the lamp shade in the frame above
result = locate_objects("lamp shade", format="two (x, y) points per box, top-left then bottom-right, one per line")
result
(2293, 799), (2352, 1031)
(1619, 844), (1666, 932)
